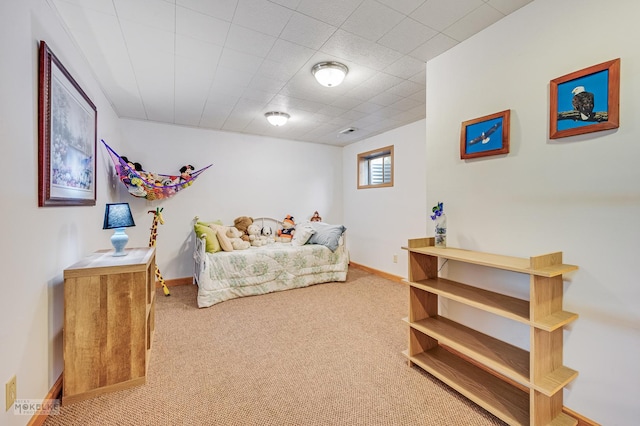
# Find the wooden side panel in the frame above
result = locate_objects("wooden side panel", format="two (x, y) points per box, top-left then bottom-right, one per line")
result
(409, 285), (438, 322)
(532, 328), (563, 384)
(408, 251), (438, 282)
(531, 390), (564, 426)
(63, 275), (103, 396)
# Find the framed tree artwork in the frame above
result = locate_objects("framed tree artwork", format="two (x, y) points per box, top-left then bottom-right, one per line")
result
(460, 110), (510, 160)
(38, 40), (97, 207)
(549, 58), (620, 139)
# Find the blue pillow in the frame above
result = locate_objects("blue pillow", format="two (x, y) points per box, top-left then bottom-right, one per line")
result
(307, 222), (346, 251)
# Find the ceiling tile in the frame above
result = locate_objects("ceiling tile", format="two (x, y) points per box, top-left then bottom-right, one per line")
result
(176, 0), (238, 22)
(120, 21), (174, 57)
(375, 0), (425, 15)
(411, 0), (484, 32)
(340, 0), (405, 42)
(176, 6), (230, 45)
(387, 79), (425, 98)
(377, 17), (437, 55)
(443, 3), (504, 42)
(321, 30), (403, 71)
(213, 66), (255, 88)
(114, 0), (175, 31)
(175, 35), (223, 69)
(486, 0), (533, 15)
(265, 39), (316, 70)
(384, 55), (426, 79)
(409, 33), (458, 62)
(233, 0), (293, 37)
(279, 12), (337, 50)
(225, 24), (277, 57)
(295, 0), (363, 27)
(53, 0), (116, 15)
(269, 0), (302, 9)
(218, 48), (264, 74)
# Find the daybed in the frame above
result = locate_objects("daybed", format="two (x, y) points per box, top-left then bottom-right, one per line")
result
(193, 217), (349, 308)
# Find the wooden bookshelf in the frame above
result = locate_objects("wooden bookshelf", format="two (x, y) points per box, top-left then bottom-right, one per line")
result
(402, 238), (578, 425)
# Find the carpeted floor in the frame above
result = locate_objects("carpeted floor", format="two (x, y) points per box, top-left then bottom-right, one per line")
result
(45, 268), (505, 425)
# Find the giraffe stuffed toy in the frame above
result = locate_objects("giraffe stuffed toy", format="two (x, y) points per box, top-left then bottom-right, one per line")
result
(148, 208), (170, 296)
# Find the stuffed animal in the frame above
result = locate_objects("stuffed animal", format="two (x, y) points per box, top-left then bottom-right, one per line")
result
(261, 225), (275, 244)
(233, 216), (254, 242)
(277, 215), (295, 242)
(247, 223), (266, 247)
(179, 165), (195, 181)
(226, 226), (250, 250)
(121, 156), (143, 172)
(310, 211), (322, 222)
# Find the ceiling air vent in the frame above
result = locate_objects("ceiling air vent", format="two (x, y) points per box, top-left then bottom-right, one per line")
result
(338, 127), (357, 135)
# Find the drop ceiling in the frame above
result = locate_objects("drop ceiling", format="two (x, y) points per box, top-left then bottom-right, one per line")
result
(51, 0), (532, 146)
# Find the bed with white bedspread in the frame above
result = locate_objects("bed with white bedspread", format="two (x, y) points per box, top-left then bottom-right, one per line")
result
(193, 217), (349, 308)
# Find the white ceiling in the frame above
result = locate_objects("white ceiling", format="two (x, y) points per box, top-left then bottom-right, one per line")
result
(51, 0), (532, 146)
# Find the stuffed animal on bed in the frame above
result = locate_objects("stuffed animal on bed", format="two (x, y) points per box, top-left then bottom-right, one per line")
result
(276, 215), (295, 242)
(247, 223), (267, 247)
(233, 216), (253, 242)
(261, 225), (275, 244)
(226, 226), (250, 250)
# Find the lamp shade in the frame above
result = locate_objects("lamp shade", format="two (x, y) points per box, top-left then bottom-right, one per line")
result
(311, 61), (348, 87)
(103, 203), (135, 229)
(265, 111), (290, 126)
(103, 203), (135, 256)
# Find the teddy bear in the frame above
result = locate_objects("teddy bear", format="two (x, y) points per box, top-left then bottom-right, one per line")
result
(226, 226), (250, 250)
(276, 215), (295, 242)
(247, 223), (267, 247)
(233, 216), (253, 242)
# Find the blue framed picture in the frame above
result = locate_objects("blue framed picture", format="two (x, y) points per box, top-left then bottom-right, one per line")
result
(460, 110), (510, 159)
(550, 58), (620, 139)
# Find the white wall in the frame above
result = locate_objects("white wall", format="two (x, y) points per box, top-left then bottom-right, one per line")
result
(114, 119), (344, 280)
(343, 119), (426, 277)
(426, 0), (640, 424)
(0, 1), (123, 425)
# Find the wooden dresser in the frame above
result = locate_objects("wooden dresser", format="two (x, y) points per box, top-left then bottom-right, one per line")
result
(63, 247), (156, 404)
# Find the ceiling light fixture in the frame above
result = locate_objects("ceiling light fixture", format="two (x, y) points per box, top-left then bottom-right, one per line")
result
(265, 111), (290, 127)
(311, 61), (348, 87)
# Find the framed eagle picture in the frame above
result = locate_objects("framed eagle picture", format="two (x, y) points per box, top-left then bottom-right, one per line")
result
(460, 110), (510, 160)
(549, 58), (620, 139)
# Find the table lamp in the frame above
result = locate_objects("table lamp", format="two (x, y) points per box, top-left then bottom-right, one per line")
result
(103, 203), (136, 256)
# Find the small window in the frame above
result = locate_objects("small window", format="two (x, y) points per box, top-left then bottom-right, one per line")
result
(357, 145), (394, 189)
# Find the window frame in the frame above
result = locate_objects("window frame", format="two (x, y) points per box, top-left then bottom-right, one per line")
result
(357, 145), (394, 189)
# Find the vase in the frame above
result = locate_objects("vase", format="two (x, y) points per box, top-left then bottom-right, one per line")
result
(434, 213), (447, 248)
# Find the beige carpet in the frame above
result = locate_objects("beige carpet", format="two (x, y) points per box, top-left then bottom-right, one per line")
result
(45, 268), (505, 425)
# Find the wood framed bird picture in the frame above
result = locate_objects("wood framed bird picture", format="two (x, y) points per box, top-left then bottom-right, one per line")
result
(460, 109), (511, 160)
(550, 58), (620, 139)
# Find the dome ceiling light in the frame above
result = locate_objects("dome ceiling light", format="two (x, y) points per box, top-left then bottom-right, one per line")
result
(265, 111), (290, 126)
(311, 61), (348, 87)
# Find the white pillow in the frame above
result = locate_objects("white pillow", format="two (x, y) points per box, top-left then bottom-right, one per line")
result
(292, 224), (315, 246)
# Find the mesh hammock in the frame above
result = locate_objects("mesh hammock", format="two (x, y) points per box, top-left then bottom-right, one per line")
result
(102, 140), (212, 201)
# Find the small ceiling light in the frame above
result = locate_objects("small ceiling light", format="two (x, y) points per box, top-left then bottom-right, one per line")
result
(311, 61), (348, 87)
(265, 111), (290, 127)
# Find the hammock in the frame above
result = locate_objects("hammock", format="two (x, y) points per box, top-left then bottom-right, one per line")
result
(102, 140), (212, 201)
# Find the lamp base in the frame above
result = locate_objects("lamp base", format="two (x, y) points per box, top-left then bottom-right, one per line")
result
(111, 228), (129, 257)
